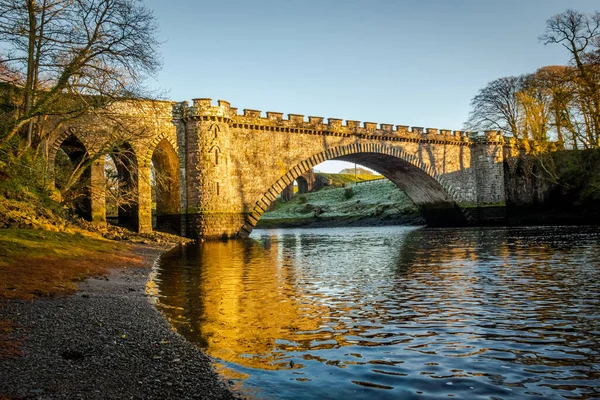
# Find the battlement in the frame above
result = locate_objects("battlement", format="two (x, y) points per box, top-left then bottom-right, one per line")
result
(178, 98), (473, 143)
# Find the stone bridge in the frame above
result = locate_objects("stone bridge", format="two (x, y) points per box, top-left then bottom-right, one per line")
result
(46, 97), (513, 239)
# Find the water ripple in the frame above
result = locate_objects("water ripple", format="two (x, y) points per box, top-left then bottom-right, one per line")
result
(152, 226), (600, 399)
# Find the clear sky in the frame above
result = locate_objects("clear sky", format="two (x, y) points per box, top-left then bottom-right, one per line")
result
(143, 0), (598, 172)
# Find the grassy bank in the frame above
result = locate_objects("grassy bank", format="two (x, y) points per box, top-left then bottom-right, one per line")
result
(257, 180), (423, 228)
(0, 229), (147, 300)
(0, 228), (152, 359)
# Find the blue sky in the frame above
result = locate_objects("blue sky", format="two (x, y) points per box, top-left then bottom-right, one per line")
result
(143, 0), (598, 172)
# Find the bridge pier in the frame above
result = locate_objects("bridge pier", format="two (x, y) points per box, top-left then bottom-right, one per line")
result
(90, 158), (107, 229)
(137, 165), (153, 234)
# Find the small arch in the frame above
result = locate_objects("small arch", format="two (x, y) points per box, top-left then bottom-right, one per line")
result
(296, 176), (309, 194)
(47, 128), (89, 180)
(53, 133), (92, 220)
(142, 131), (178, 169)
(239, 143), (464, 237)
(151, 138), (181, 232)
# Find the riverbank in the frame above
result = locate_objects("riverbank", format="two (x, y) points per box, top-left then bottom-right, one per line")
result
(0, 229), (237, 399)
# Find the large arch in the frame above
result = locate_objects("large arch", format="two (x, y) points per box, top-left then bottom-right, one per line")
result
(239, 143), (465, 237)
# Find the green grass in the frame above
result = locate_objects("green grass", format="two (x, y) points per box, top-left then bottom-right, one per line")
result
(317, 173), (384, 187)
(0, 229), (143, 299)
(258, 180), (421, 227)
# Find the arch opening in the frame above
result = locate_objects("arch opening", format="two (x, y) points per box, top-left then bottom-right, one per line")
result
(104, 143), (139, 230)
(334, 153), (454, 207)
(296, 176), (309, 195)
(53, 134), (92, 220)
(241, 145), (466, 238)
(277, 175), (311, 204)
(150, 138), (181, 233)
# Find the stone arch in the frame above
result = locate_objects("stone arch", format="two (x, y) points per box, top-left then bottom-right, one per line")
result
(296, 176), (309, 195)
(239, 143), (465, 237)
(150, 138), (181, 232)
(47, 128), (91, 181)
(50, 130), (92, 219)
(140, 131), (179, 169)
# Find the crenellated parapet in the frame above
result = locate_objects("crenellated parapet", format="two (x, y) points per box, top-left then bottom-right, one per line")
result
(179, 98), (238, 123)
(175, 98), (473, 145)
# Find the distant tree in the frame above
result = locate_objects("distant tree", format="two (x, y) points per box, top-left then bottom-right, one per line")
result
(531, 66), (575, 146)
(464, 76), (524, 138)
(540, 9), (600, 147)
(0, 0), (161, 150)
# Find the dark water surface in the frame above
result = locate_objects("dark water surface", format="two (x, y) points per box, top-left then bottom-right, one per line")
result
(150, 226), (600, 399)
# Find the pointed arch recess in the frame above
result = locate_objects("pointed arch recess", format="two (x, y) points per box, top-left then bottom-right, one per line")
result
(141, 131), (179, 169)
(239, 143), (461, 236)
(47, 128), (90, 181)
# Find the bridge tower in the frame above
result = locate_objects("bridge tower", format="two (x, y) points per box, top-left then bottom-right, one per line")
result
(179, 98), (243, 239)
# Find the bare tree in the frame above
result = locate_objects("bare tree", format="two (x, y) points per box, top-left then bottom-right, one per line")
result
(464, 76), (524, 138)
(540, 9), (600, 146)
(0, 0), (161, 149)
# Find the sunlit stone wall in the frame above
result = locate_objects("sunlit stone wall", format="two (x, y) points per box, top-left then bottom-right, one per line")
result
(178, 99), (509, 239)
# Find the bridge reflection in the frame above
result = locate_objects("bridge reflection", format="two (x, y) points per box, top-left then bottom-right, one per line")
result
(151, 226), (600, 376)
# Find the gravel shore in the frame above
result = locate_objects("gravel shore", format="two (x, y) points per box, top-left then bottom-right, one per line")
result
(0, 244), (238, 399)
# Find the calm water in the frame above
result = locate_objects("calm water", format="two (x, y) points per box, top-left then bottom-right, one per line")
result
(150, 226), (600, 399)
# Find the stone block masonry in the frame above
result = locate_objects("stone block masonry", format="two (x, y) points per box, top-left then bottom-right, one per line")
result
(176, 99), (508, 239)
(43, 97), (534, 240)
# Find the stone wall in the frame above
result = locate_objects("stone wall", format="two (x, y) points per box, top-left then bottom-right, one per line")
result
(43, 99), (179, 234)
(42, 96), (521, 240)
(178, 99), (509, 239)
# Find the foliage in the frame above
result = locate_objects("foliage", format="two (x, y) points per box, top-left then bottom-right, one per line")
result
(0, 146), (67, 226)
(343, 187), (354, 199)
(550, 149), (600, 206)
(466, 9), (600, 149)
(0, 0), (161, 149)
(464, 8), (600, 212)
(0, 0), (162, 226)
(465, 76), (524, 136)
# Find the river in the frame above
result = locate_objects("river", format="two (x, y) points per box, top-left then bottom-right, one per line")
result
(150, 226), (600, 399)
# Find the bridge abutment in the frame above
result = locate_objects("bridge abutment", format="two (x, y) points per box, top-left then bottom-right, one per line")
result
(468, 131), (508, 225)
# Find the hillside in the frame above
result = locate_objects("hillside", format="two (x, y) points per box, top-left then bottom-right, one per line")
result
(337, 167), (376, 176)
(256, 179), (423, 229)
(316, 172), (384, 187)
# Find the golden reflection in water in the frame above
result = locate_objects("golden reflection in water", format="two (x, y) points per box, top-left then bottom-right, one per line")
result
(155, 239), (328, 370)
(153, 226), (600, 382)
